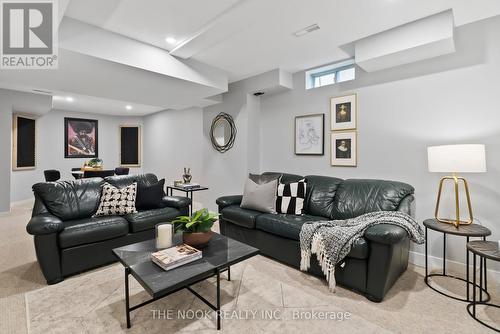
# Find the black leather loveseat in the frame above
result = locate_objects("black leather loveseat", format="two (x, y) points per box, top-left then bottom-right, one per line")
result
(217, 173), (415, 302)
(27, 173), (190, 284)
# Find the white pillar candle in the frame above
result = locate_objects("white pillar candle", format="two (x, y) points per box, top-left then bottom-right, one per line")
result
(156, 224), (173, 249)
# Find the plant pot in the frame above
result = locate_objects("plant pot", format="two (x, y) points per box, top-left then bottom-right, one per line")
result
(182, 231), (213, 249)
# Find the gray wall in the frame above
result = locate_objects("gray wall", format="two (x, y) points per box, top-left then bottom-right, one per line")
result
(142, 107), (205, 208)
(11, 110), (143, 202)
(259, 16), (500, 272)
(0, 93), (12, 212)
(201, 79), (266, 211)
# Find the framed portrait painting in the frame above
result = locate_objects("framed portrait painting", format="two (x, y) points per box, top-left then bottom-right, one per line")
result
(330, 94), (356, 131)
(331, 130), (357, 166)
(294, 114), (324, 155)
(64, 117), (98, 158)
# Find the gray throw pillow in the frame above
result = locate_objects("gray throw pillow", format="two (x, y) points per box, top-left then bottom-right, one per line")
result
(240, 177), (279, 213)
(249, 173), (281, 185)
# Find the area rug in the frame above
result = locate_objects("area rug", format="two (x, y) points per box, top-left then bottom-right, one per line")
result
(25, 255), (493, 333)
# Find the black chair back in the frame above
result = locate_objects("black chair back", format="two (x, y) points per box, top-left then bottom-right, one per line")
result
(83, 170), (115, 178)
(114, 167), (130, 175)
(44, 169), (61, 182)
(71, 167), (83, 179)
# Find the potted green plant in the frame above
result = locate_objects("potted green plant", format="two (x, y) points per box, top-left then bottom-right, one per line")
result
(172, 209), (218, 248)
(87, 158), (103, 168)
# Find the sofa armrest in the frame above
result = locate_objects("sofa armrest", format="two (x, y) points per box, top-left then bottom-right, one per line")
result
(216, 195), (243, 210)
(397, 194), (415, 217)
(26, 214), (64, 236)
(364, 224), (408, 245)
(161, 196), (191, 209)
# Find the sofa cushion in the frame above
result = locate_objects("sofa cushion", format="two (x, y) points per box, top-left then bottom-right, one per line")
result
(136, 179), (165, 210)
(304, 175), (343, 218)
(105, 173), (160, 190)
(262, 172), (302, 184)
(59, 216), (129, 248)
(331, 179), (415, 220)
(94, 182), (138, 217)
(240, 177), (279, 213)
(33, 178), (104, 221)
(255, 214), (369, 259)
(249, 172), (281, 184)
(255, 213), (324, 240)
(125, 207), (181, 232)
(221, 205), (263, 229)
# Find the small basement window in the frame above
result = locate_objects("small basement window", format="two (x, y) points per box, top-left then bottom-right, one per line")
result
(305, 59), (355, 90)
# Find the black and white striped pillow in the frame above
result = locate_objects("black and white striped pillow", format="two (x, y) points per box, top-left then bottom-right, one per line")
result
(276, 179), (306, 215)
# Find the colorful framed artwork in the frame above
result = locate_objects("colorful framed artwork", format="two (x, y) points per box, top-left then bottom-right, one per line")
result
(64, 117), (98, 158)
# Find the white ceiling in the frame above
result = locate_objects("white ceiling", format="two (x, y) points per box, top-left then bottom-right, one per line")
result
(64, 0), (500, 82)
(5, 0), (500, 116)
(52, 93), (164, 116)
(64, 0), (243, 51)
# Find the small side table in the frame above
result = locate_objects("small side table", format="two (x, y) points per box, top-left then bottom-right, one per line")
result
(467, 241), (500, 332)
(424, 218), (491, 302)
(166, 185), (209, 216)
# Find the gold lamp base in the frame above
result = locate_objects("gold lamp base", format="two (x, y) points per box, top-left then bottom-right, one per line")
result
(435, 174), (473, 228)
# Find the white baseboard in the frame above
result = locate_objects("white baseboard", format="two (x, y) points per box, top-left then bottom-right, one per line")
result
(409, 250), (500, 284)
(11, 198), (35, 207)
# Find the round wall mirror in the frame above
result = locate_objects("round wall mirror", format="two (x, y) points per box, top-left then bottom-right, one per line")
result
(210, 113), (236, 153)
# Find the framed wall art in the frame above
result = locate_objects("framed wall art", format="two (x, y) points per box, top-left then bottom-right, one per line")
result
(330, 94), (357, 131)
(294, 113), (324, 155)
(331, 130), (357, 166)
(64, 117), (98, 158)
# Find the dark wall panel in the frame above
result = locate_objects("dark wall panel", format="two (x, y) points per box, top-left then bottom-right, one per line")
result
(120, 126), (140, 166)
(14, 116), (36, 169)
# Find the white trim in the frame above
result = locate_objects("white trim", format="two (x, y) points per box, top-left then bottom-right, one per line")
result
(409, 250), (500, 283)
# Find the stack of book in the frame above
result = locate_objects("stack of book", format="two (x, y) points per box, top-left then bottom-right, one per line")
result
(151, 244), (202, 271)
(179, 183), (201, 190)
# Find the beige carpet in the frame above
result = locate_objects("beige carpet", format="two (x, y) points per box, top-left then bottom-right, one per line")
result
(1, 202), (498, 333)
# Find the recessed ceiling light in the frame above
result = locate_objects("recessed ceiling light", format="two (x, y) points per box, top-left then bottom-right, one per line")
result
(125, 105), (133, 110)
(293, 23), (320, 37)
(165, 37), (177, 44)
(66, 96), (74, 102)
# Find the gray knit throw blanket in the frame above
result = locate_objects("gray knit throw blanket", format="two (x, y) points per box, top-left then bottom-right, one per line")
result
(299, 211), (424, 292)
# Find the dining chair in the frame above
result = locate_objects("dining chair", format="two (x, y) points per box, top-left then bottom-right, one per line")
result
(44, 170), (61, 182)
(71, 167), (83, 179)
(114, 167), (130, 175)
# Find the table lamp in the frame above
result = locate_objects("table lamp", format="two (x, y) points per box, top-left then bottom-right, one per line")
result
(427, 144), (486, 228)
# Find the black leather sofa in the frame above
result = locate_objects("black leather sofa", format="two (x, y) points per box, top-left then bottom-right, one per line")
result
(26, 173), (190, 284)
(217, 173), (415, 302)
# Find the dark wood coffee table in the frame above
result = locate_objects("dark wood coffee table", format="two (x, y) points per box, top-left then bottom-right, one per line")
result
(113, 233), (259, 330)
(423, 218), (491, 302)
(467, 241), (500, 332)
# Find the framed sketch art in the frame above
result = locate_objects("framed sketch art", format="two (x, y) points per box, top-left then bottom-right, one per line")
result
(294, 114), (324, 155)
(330, 94), (356, 131)
(64, 117), (98, 158)
(331, 130), (357, 166)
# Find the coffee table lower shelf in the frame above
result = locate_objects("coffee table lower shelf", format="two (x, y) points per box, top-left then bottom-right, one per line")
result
(124, 266), (231, 330)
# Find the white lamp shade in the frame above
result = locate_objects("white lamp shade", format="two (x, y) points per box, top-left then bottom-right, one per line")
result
(427, 144), (486, 173)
